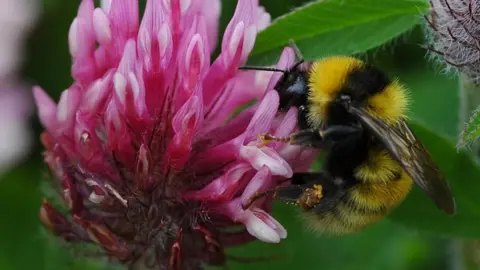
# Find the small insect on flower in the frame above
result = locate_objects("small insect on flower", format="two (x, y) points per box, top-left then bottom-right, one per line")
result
(34, 0), (317, 269)
(241, 41), (456, 236)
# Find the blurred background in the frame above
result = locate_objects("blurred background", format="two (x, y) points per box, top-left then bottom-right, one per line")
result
(0, 0), (465, 269)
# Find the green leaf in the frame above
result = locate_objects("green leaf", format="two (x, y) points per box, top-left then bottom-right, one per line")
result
(389, 122), (480, 238)
(247, 0), (429, 65)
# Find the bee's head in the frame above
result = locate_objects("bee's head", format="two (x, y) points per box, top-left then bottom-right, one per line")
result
(239, 59), (310, 112)
(273, 60), (310, 111)
(307, 56), (409, 127)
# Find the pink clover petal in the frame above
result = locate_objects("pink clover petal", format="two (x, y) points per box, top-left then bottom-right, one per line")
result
(243, 90), (279, 143)
(242, 212), (280, 243)
(240, 165), (272, 206)
(203, 69), (272, 130)
(117, 39), (137, 75)
(184, 163), (252, 201)
(33, 86), (57, 132)
(56, 86), (82, 131)
(250, 207), (287, 239)
(240, 145), (292, 177)
(93, 8), (112, 46)
(256, 6), (271, 31)
(236, 207), (287, 244)
(202, 0), (268, 110)
(221, 0), (257, 58)
(273, 107), (298, 137)
(267, 46), (296, 90)
(200, 0), (221, 52)
(79, 71), (113, 116)
(101, 0), (112, 13)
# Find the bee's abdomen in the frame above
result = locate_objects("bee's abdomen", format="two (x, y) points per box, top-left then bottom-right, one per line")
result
(340, 170), (412, 228)
(304, 149), (413, 235)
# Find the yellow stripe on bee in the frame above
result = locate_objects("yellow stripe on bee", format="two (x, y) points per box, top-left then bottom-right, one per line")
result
(366, 79), (410, 124)
(307, 56), (363, 127)
(349, 171), (412, 210)
(355, 149), (402, 184)
(335, 203), (385, 229)
(300, 211), (360, 236)
(301, 208), (381, 236)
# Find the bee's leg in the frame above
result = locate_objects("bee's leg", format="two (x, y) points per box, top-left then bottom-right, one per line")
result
(259, 129), (333, 150)
(241, 184), (308, 210)
(319, 125), (363, 142)
(243, 172), (345, 210)
(290, 129), (329, 148)
(277, 173), (347, 211)
(297, 105), (310, 130)
(269, 185), (306, 205)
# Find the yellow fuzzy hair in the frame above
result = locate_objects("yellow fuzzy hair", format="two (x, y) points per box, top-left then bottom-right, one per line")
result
(354, 149), (403, 184)
(300, 170), (412, 236)
(307, 56), (410, 126)
(366, 79), (410, 124)
(348, 171), (412, 211)
(307, 56), (362, 128)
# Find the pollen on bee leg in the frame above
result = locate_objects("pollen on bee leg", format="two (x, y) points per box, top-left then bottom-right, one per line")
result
(297, 184), (324, 210)
(313, 184), (323, 199)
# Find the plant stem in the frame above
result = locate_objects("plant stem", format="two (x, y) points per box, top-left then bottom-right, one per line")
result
(458, 73), (480, 161)
(456, 73), (480, 270)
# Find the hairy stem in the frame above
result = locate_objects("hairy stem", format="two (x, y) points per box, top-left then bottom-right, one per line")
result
(456, 73), (480, 270)
(458, 73), (480, 160)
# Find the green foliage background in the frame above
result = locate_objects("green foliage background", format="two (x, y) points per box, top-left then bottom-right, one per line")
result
(2, 0), (478, 269)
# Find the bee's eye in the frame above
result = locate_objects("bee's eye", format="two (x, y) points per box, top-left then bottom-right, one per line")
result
(337, 94), (352, 111)
(338, 94), (351, 104)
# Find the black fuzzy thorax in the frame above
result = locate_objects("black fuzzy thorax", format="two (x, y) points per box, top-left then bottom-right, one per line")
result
(274, 61), (392, 185)
(322, 64), (391, 185)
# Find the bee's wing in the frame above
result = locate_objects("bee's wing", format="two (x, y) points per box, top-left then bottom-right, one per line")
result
(350, 106), (456, 215)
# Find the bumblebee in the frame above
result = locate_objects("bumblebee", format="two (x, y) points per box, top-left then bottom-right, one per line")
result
(240, 41), (456, 235)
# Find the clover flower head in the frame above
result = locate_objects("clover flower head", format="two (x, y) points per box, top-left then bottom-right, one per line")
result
(35, 0), (317, 268)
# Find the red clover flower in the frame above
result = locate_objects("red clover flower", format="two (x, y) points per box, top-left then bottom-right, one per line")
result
(35, 0), (317, 269)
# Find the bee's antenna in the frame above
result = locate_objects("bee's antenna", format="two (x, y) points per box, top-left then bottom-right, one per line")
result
(239, 40), (304, 74)
(289, 39), (304, 61)
(291, 59), (305, 70)
(287, 39), (306, 71)
(238, 66), (287, 74)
